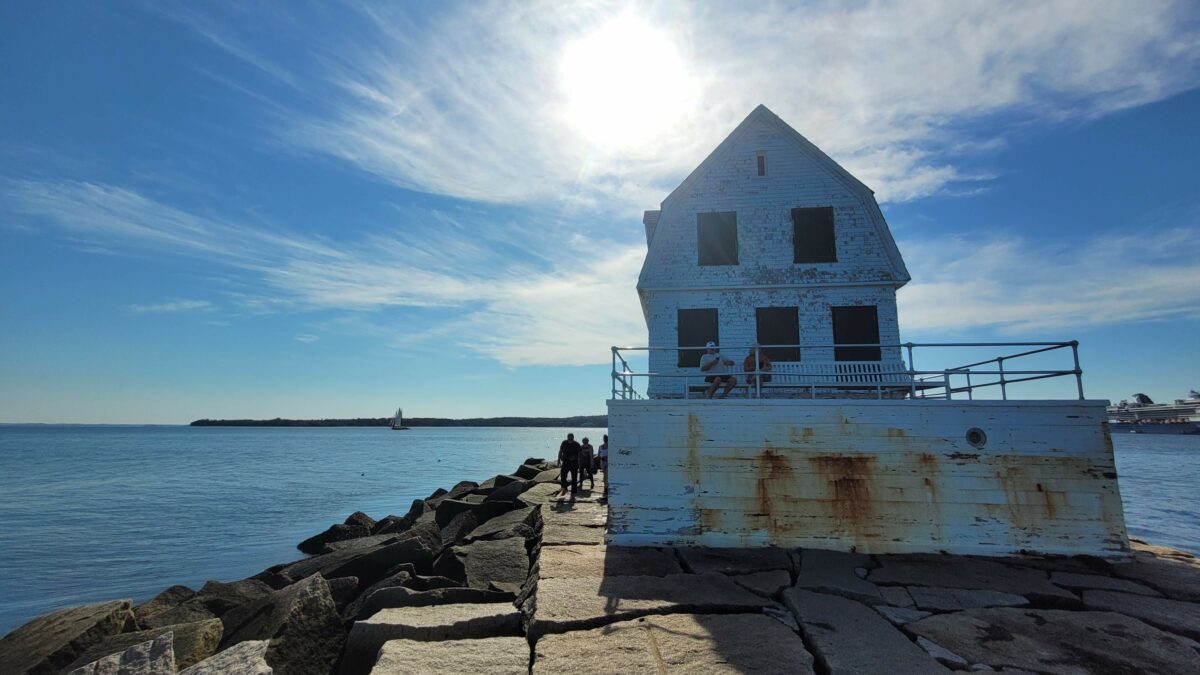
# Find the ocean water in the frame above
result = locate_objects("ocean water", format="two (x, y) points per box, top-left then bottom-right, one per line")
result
(0, 425), (1195, 636)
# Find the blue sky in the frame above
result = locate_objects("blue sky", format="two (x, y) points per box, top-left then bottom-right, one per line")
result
(1, 1), (1198, 424)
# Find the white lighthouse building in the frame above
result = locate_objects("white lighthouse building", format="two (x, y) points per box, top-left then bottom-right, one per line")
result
(607, 106), (1129, 558)
(637, 105), (910, 399)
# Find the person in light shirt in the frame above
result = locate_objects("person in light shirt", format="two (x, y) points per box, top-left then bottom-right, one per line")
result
(699, 341), (737, 399)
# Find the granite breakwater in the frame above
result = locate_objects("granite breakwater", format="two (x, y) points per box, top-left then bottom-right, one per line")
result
(2, 456), (1200, 674)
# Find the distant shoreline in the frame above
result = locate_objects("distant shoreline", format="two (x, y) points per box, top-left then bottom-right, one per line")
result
(189, 415), (607, 428)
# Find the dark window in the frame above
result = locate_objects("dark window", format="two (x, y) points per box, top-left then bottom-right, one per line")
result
(697, 212), (738, 266)
(755, 307), (800, 361)
(756, 152), (766, 176)
(793, 207), (837, 263)
(832, 306), (880, 361)
(677, 308), (718, 368)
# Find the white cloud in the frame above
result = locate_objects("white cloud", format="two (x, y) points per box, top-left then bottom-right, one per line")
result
(5, 179), (644, 366)
(10, 179), (1198, 366)
(253, 0), (1200, 208)
(128, 299), (213, 314)
(294, 334), (320, 343)
(898, 227), (1200, 334)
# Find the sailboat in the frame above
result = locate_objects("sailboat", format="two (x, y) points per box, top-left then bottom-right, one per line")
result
(391, 408), (410, 430)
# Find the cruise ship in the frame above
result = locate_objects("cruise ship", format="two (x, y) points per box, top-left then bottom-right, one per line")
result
(1107, 391), (1200, 434)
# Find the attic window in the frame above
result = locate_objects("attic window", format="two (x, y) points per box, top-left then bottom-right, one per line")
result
(697, 212), (738, 266)
(756, 151), (767, 176)
(793, 206), (837, 263)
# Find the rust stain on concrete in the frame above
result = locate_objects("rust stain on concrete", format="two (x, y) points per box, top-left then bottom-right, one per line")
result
(809, 454), (878, 540)
(755, 447), (795, 537)
(686, 413), (702, 486)
(788, 426), (816, 444)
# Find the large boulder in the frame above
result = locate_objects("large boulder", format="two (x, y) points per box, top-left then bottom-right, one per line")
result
(462, 506), (538, 543)
(132, 585), (195, 626)
(870, 554), (1079, 607)
(321, 533), (400, 555)
(907, 607), (1200, 674)
(178, 640), (271, 675)
(433, 538), (530, 590)
(141, 579), (274, 628)
(65, 618), (222, 671)
(373, 500), (430, 535)
(296, 512), (376, 554)
(425, 482), (478, 508)
(350, 587), (515, 622)
(676, 547), (794, 576)
(326, 534), (440, 584)
(533, 613), (815, 674)
(1111, 540), (1200, 603)
(0, 599), (134, 675)
(66, 633), (174, 675)
(341, 604), (521, 675)
(373, 636), (529, 675)
(484, 480), (529, 503)
(219, 574), (345, 675)
(440, 502), (517, 548)
(783, 588), (951, 674)
(340, 564), (417, 622)
(529, 574), (770, 638)
(513, 464), (543, 480)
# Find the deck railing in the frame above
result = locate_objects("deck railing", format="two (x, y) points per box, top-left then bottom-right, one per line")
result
(610, 341), (1085, 401)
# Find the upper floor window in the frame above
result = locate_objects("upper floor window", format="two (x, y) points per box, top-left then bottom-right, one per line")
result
(793, 206), (837, 263)
(756, 151), (767, 176)
(698, 212), (738, 266)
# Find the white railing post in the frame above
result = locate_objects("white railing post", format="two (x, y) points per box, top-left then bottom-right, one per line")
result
(611, 347), (617, 400)
(1071, 341), (1084, 400)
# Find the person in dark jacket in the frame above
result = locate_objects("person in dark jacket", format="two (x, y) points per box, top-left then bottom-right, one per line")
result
(557, 433), (582, 495)
(579, 437), (596, 490)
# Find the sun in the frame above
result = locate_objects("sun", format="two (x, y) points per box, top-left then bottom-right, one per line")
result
(560, 15), (695, 150)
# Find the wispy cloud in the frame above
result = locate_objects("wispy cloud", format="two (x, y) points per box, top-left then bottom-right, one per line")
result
(10, 178), (1197, 365)
(193, 0), (1200, 208)
(128, 299), (213, 314)
(898, 227), (1200, 334)
(294, 334), (320, 343)
(4, 179), (645, 366)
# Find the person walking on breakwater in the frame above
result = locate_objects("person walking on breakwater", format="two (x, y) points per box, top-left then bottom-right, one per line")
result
(700, 341), (737, 399)
(580, 437), (596, 490)
(598, 434), (609, 501)
(558, 432), (582, 495)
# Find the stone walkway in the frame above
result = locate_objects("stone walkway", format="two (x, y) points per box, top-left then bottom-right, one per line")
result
(361, 474), (1200, 674)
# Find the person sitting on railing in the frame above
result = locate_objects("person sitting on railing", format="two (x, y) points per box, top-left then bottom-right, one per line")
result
(700, 341), (738, 399)
(743, 343), (773, 388)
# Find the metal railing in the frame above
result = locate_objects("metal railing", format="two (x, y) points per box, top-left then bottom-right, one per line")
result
(610, 341), (1085, 401)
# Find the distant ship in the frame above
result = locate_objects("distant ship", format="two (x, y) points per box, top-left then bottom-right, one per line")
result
(391, 408), (410, 431)
(1107, 391), (1200, 435)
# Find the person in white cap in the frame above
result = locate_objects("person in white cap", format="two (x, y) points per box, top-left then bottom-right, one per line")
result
(699, 340), (737, 399)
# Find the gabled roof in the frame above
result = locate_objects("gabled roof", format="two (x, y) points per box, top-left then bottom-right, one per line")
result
(648, 104), (910, 284)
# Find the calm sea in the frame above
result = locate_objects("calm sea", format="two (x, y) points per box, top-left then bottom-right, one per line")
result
(0, 425), (1195, 635)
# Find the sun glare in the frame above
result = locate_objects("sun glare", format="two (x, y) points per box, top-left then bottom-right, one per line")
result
(560, 15), (695, 150)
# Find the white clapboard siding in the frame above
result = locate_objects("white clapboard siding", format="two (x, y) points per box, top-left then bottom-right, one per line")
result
(606, 398), (1129, 558)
